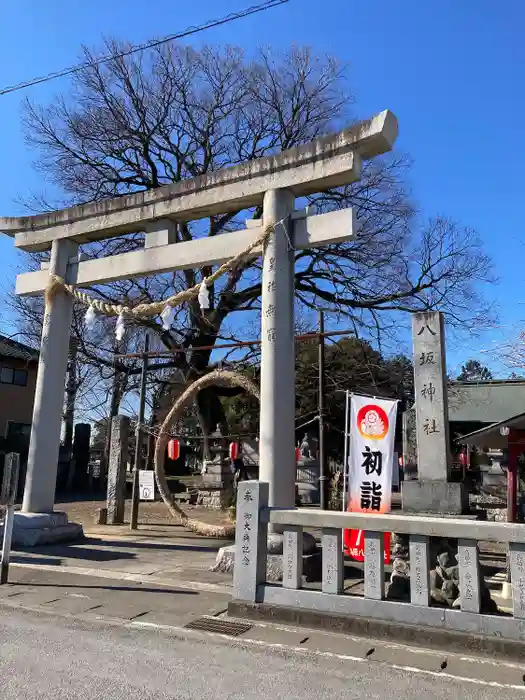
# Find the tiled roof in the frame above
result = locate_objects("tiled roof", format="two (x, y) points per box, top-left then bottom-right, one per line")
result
(0, 335), (39, 363)
(448, 380), (525, 424)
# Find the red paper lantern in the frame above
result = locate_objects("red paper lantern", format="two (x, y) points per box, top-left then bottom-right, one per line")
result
(229, 442), (239, 461)
(295, 447), (301, 463)
(168, 439), (180, 461)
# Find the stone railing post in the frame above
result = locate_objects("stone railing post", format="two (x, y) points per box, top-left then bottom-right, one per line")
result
(233, 481), (269, 602)
(458, 538), (482, 613)
(364, 531), (385, 600)
(283, 526), (303, 589)
(322, 528), (343, 594)
(409, 534), (431, 606)
(509, 542), (525, 618)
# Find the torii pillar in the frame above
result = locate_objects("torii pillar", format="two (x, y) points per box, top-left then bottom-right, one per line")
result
(259, 189), (296, 544)
(16, 240), (84, 545)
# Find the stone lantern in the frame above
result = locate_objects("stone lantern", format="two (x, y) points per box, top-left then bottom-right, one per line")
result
(197, 425), (234, 509)
(296, 433), (320, 505)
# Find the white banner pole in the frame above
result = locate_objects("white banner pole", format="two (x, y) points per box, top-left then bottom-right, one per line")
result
(342, 390), (350, 514)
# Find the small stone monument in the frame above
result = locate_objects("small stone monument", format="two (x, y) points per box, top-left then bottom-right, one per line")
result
(296, 433), (320, 505)
(197, 425), (233, 509)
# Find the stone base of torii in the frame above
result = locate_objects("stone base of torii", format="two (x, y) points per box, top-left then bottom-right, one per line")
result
(1, 110), (399, 547)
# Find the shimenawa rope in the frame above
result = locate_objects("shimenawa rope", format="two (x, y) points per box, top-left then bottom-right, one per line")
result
(44, 221), (277, 319)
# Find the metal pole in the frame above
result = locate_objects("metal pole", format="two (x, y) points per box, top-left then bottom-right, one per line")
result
(318, 311), (327, 509)
(1, 453), (20, 584)
(342, 390), (350, 514)
(130, 334), (149, 530)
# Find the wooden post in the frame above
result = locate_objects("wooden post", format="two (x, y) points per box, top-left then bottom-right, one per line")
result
(130, 333), (149, 530)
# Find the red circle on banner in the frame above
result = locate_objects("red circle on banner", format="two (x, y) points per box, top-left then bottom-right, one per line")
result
(356, 404), (389, 440)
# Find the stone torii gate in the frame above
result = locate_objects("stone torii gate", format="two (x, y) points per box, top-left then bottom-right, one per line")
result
(1, 110), (398, 545)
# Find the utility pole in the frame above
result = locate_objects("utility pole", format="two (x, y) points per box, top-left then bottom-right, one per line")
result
(130, 333), (149, 530)
(318, 311), (327, 509)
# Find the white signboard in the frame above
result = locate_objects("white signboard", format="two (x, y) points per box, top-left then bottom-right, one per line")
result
(139, 470), (155, 501)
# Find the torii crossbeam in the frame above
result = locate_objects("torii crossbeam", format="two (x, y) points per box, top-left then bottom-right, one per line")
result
(1, 110), (398, 544)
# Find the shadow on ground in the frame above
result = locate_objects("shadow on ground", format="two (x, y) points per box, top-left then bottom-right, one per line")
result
(11, 555), (63, 567)
(7, 581), (198, 595)
(83, 538), (225, 553)
(13, 544), (136, 563)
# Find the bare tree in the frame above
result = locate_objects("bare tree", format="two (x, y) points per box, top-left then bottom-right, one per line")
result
(11, 40), (494, 434)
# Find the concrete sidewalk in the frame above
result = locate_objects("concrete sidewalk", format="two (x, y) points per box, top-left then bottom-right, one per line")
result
(10, 531), (233, 593)
(1, 565), (230, 626)
(5, 498), (234, 590)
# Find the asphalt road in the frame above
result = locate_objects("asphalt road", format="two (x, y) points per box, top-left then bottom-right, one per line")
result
(1, 608), (524, 700)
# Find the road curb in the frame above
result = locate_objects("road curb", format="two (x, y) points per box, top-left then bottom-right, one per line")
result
(229, 600), (525, 664)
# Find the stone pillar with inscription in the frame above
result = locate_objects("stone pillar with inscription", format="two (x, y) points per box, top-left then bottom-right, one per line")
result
(107, 416), (130, 525)
(259, 189), (297, 523)
(233, 481), (269, 602)
(258, 190), (317, 557)
(402, 311), (467, 515)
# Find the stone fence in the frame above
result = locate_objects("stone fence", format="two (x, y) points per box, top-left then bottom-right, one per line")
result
(232, 481), (525, 645)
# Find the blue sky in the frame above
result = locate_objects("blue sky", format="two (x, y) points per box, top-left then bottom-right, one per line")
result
(0, 0), (523, 376)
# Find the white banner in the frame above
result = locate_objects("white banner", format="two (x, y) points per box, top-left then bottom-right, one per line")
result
(347, 394), (398, 514)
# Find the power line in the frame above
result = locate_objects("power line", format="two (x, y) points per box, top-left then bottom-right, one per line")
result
(0, 0), (290, 97)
